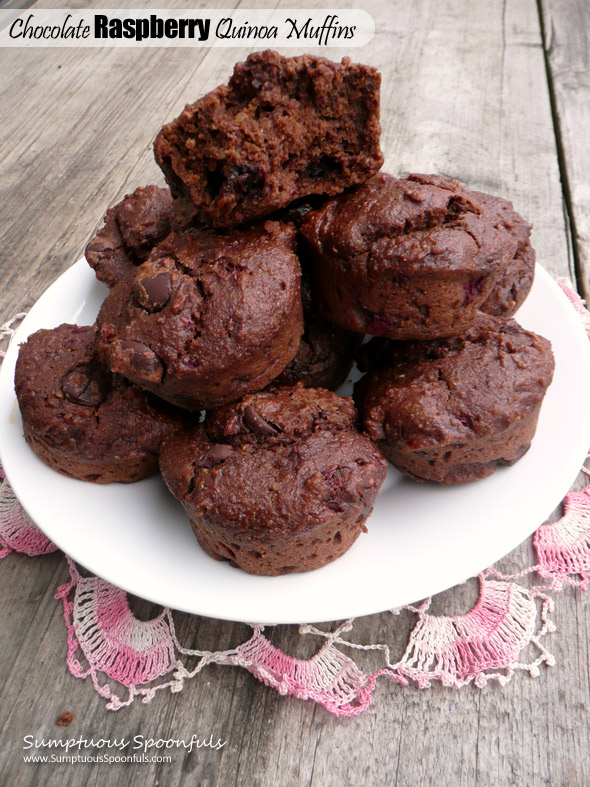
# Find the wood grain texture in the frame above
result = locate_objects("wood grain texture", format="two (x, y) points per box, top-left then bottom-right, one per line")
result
(1, 0), (589, 785)
(539, 0), (590, 300)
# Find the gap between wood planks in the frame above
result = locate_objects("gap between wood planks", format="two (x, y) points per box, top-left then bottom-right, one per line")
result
(536, 0), (587, 301)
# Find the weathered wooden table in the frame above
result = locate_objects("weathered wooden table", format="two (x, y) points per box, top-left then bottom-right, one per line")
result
(2, 1), (590, 784)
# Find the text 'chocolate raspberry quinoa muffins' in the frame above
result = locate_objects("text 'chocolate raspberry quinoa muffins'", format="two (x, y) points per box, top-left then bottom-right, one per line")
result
(15, 324), (186, 483)
(97, 221), (303, 410)
(354, 316), (555, 485)
(300, 173), (519, 340)
(85, 185), (173, 288)
(154, 50), (383, 229)
(159, 385), (387, 576)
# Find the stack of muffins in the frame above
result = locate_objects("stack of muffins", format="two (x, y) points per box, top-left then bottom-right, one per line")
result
(15, 50), (554, 576)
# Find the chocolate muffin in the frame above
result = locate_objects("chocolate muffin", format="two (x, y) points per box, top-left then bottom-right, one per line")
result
(159, 385), (386, 575)
(300, 173), (519, 340)
(97, 221), (303, 410)
(15, 324), (186, 483)
(86, 185), (174, 288)
(471, 188), (535, 317)
(154, 50), (383, 229)
(273, 277), (361, 390)
(482, 244), (535, 317)
(355, 316), (554, 484)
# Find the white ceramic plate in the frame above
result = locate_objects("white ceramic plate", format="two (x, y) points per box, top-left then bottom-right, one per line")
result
(1, 261), (589, 624)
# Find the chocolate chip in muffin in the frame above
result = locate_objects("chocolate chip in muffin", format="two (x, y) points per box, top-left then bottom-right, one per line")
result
(61, 363), (106, 407)
(134, 271), (172, 312)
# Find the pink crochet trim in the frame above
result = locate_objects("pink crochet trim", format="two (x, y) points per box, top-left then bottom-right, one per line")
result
(0, 282), (589, 715)
(55, 559), (180, 710)
(393, 577), (554, 687)
(3, 449), (577, 714)
(0, 470), (57, 557)
(0, 311), (57, 559)
(39, 491), (587, 715)
(235, 626), (405, 715)
(52, 554), (402, 715)
(534, 486), (590, 590)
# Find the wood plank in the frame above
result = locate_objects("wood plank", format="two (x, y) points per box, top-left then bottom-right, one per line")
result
(1, 0), (588, 785)
(2, 539), (589, 787)
(540, 0), (590, 300)
(376, 0), (571, 283)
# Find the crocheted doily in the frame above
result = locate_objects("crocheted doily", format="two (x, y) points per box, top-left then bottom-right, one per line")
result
(1, 285), (589, 717)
